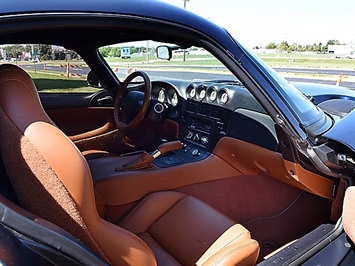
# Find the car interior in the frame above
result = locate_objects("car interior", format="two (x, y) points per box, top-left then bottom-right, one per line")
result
(0, 15), (354, 266)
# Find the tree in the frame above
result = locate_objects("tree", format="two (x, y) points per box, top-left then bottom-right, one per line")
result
(327, 40), (341, 46)
(279, 41), (289, 52)
(265, 42), (277, 49)
(38, 44), (52, 60)
(99, 47), (111, 57)
(288, 43), (299, 52)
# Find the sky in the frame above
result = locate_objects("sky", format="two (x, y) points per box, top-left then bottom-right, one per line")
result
(160, 0), (355, 48)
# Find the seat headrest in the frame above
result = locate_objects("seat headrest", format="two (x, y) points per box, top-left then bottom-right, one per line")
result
(0, 64), (53, 133)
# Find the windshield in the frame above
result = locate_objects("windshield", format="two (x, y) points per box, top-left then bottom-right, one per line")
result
(99, 40), (324, 129)
(236, 41), (323, 126)
(99, 41), (236, 83)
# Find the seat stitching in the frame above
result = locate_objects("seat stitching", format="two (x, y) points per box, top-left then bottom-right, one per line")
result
(220, 230), (250, 249)
(199, 230), (250, 265)
(208, 240), (259, 266)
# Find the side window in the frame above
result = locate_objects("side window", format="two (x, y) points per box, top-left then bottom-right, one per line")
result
(0, 44), (99, 93)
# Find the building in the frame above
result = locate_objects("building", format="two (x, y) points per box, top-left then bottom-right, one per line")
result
(328, 44), (354, 55)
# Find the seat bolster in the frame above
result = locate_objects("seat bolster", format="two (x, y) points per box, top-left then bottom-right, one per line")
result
(196, 224), (255, 265)
(343, 186), (355, 244)
(200, 239), (260, 266)
(139, 233), (181, 266)
(120, 191), (186, 234)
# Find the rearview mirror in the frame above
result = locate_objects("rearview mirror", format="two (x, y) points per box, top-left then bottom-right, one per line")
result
(156, 45), (172, 60)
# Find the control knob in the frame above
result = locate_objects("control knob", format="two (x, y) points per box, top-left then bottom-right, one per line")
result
(186, 131), (193, 139)
(201, 136), (209, 145)
(191, 149), (200, 156)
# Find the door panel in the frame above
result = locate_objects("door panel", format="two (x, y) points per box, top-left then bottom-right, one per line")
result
(46, 107), (115, 137)
(43, 91), (179, 155)
(40, 89), (113, 110)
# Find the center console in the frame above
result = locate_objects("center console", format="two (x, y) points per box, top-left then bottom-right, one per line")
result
(154, 101), (232, 167)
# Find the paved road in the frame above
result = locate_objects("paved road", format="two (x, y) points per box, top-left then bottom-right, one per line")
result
(21, 63), (355, 89)
(274, 67), (355, 77)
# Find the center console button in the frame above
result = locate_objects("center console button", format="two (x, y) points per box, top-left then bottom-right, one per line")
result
(191, 149), (200, 156)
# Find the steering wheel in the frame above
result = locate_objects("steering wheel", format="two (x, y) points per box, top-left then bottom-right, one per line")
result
(114, 71), (152, 132)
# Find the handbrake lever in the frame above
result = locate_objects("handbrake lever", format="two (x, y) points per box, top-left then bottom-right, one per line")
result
(117, 141), (183, 171)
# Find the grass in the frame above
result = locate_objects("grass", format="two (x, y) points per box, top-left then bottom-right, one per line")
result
(28, 71), (98, 93)
(104, 53), (354, 69)
(257, 53), (355, 69)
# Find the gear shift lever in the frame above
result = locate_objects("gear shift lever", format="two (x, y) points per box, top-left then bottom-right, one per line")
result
(151, 141), (183, 158)
(116, 141), (183, 171)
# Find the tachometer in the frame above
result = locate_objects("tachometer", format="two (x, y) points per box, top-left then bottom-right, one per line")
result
(158, 89), (165, 102)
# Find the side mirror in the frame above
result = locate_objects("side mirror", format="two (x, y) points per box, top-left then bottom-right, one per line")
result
(87, 70), (101, 87)
(156, 45), (172, 60)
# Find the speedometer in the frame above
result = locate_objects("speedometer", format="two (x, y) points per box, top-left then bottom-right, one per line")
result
(171, 92), (179, 106)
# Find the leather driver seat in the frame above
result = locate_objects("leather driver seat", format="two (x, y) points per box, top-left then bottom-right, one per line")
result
(0, 64), (259, 265)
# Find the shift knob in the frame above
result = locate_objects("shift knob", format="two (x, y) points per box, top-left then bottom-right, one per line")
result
(152, 140), (183, 158)
(158, 140), (183, 154)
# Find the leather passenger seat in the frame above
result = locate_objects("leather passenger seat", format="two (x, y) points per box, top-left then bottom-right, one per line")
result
(119, 191), (259, 265)
(343, 186), (355, 245)
(0, 64), (259, 265)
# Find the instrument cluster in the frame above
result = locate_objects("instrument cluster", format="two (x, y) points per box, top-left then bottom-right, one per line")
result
(152, 83), (179, 107)
(186, 83), (230, 106)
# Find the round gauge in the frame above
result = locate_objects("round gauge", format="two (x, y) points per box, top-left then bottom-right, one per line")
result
(220, 92), (228, 104)
(171, 92), (179, 106)
(207, 88), (217, 102)
(199, 89), (206, 100)
(158, 89), (165, 102)
(210, 90), (217, 102)
(189, 88), (196, 98)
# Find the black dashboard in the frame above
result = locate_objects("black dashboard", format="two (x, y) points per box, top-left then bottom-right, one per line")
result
(151, 79), (278, 168)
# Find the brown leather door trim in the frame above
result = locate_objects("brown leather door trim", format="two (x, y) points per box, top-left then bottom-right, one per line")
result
(283, 161), (334, 199)
(69, 122), (116, 141)
(213, 137), (334, 199)
(46, 107), (114, 138)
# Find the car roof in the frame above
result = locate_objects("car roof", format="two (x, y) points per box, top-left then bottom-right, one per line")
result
(0, 0), (221, 36)
(1, 0), (171, 14)
(0, 0), (236, 52)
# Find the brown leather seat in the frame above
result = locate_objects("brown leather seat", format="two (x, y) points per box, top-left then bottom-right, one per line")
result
(0, 64), (259, 265)
(343, 186), (355, 244)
